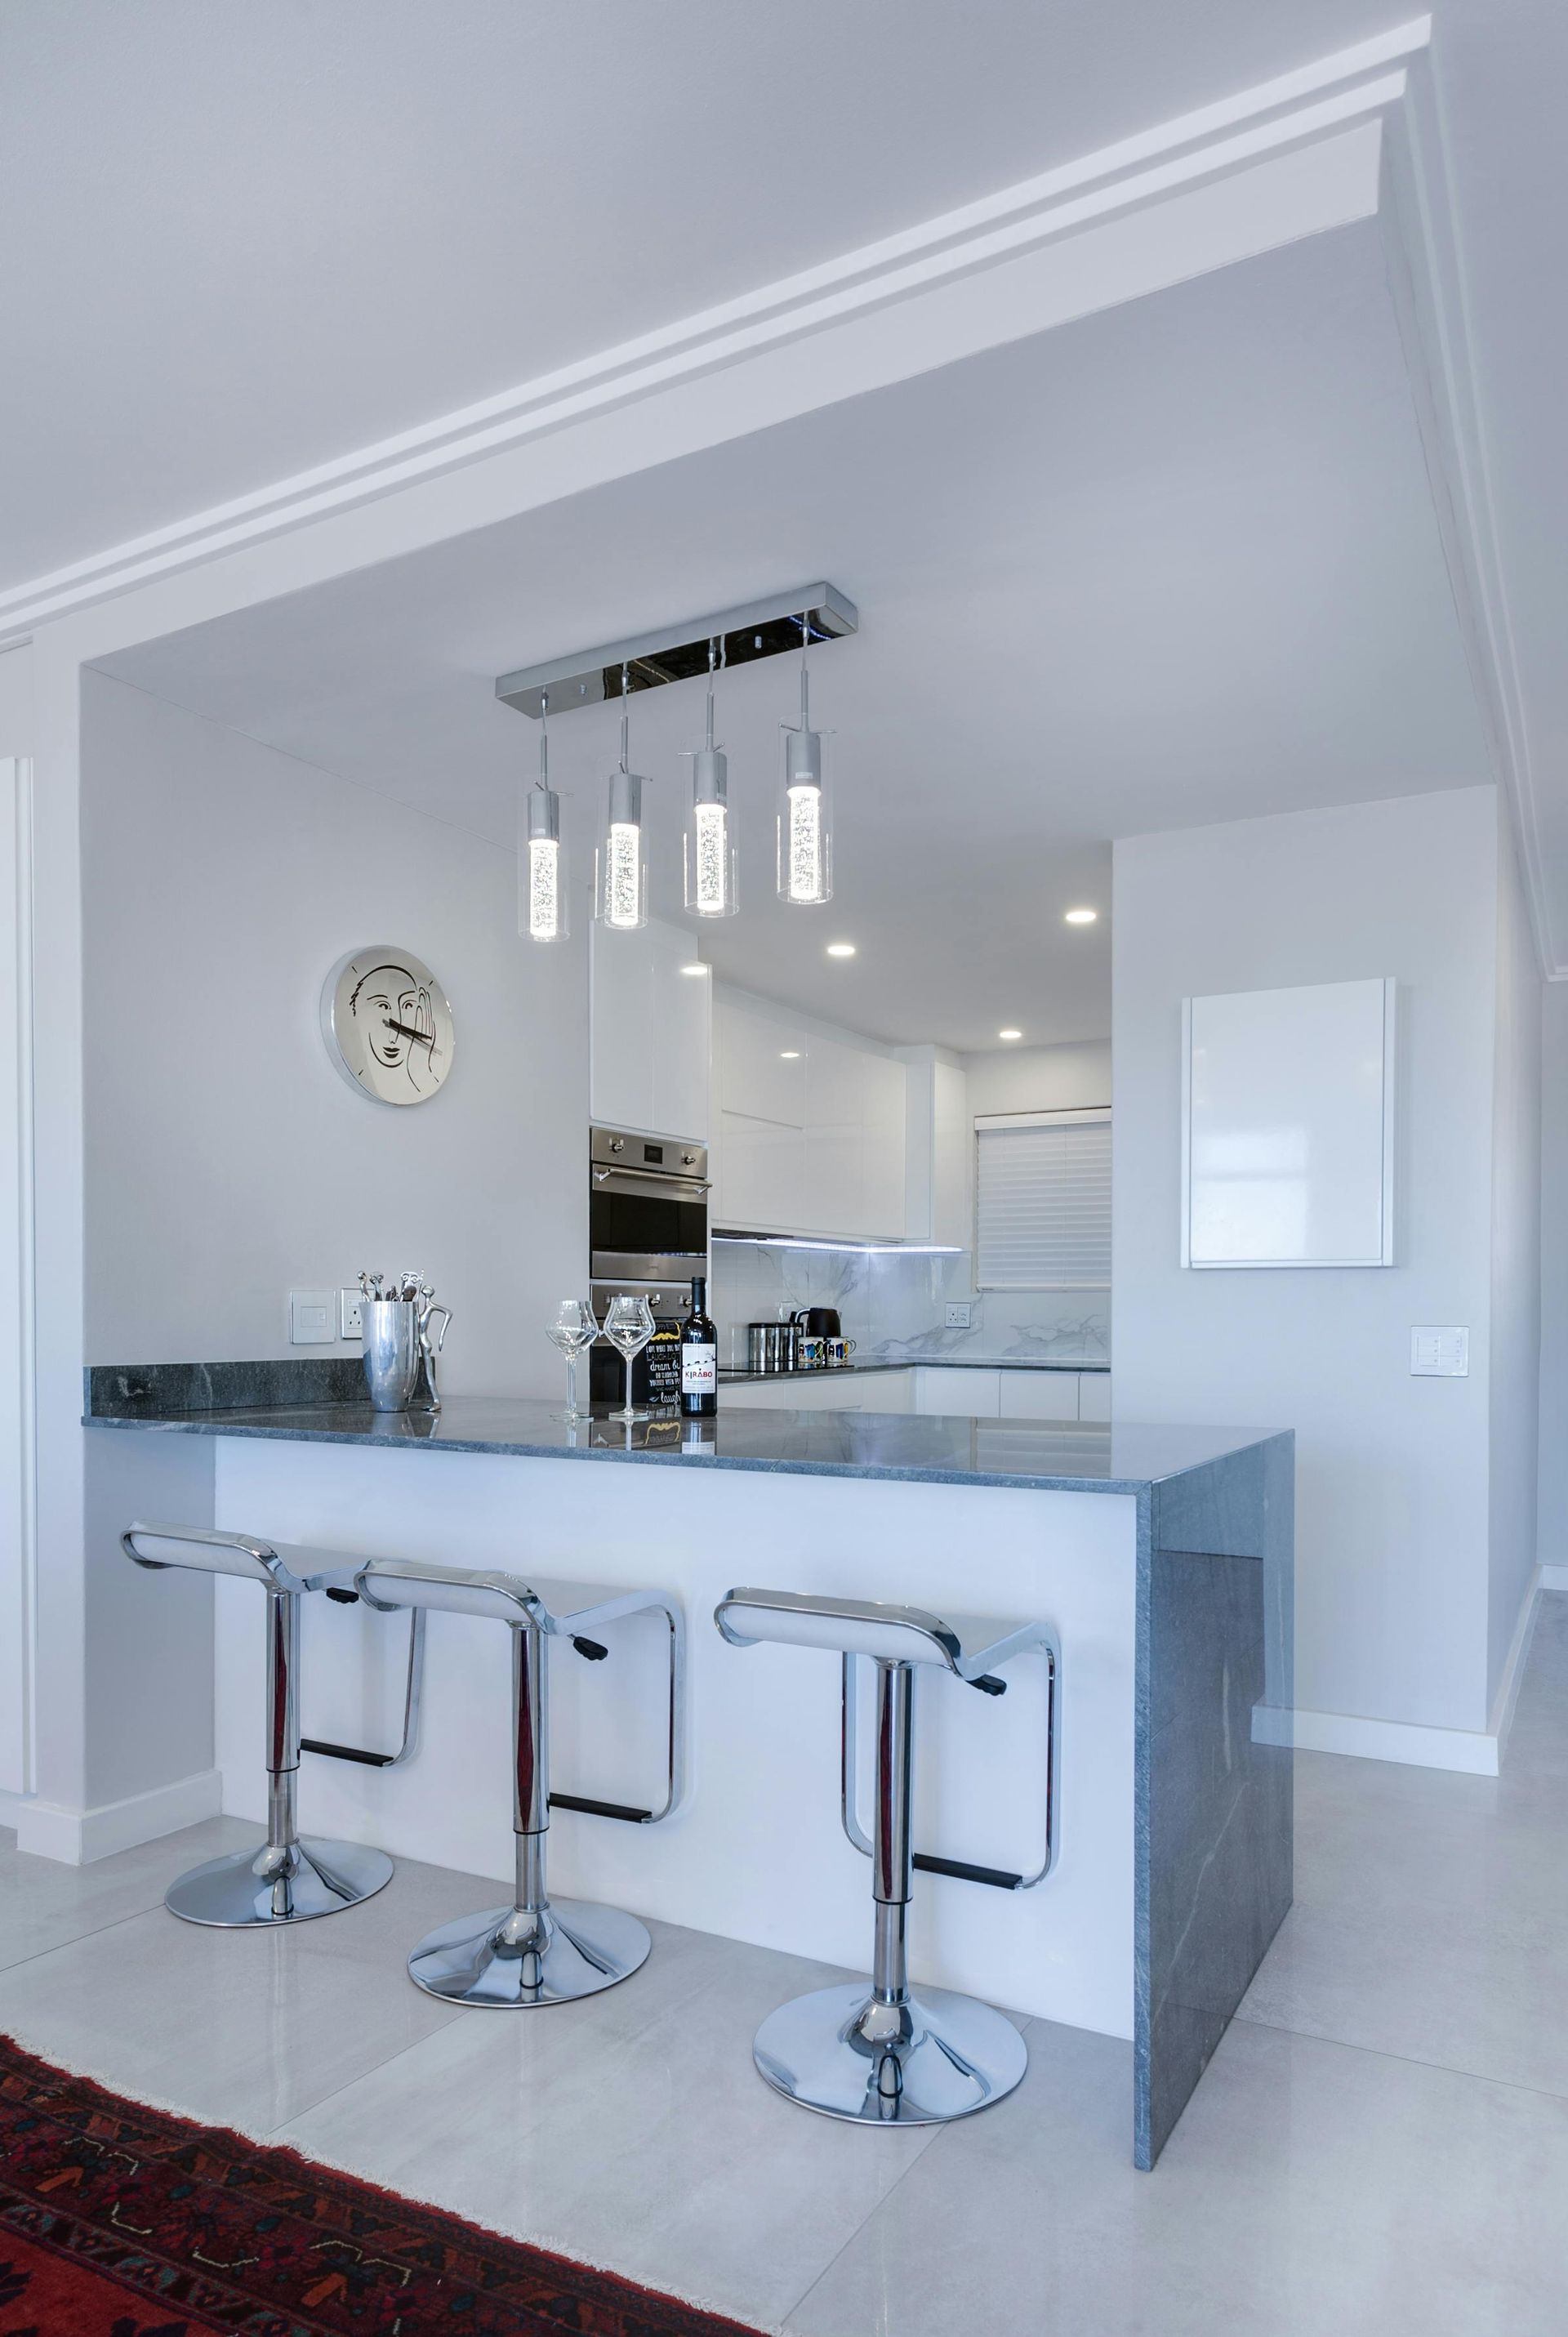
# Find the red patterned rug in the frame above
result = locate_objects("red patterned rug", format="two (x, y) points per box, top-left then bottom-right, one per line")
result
(0, 2033), (763, 2335)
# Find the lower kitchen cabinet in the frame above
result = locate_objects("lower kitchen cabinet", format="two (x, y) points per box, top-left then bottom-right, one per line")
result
(719, 1368), (914, 1412)
(915, 1366), (1000, 1416)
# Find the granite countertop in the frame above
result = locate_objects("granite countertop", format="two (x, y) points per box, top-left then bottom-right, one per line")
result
(719, 1354), (1107, 1384)
(86, 1382), (1280, 1496)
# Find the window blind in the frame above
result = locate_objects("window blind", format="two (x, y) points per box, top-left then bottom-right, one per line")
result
(975, 1110), (1111, 1290)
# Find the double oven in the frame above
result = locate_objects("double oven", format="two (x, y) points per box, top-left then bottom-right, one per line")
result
(587, 1125), (710, 1407)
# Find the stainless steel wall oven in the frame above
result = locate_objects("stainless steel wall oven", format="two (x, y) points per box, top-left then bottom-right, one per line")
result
(588, 1126), (709, 1406)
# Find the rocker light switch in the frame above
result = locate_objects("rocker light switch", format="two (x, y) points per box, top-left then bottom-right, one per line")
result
(1410, 1327), (1468, 1377)
(289, 1288), (336, 1345)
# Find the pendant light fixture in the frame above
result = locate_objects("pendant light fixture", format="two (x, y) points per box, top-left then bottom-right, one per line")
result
(683, 637), (738, 920)
(521, 689), (566, 942)
(596, 663), (648, 930)
(777, 613), (832, 906)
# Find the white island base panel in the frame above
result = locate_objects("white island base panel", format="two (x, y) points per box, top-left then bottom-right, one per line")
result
(212, 1438), (1136, 2041)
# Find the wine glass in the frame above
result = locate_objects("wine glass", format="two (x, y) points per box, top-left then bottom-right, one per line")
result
(545, 1298), (599, 1420)
(602, 1294), (656, 1423)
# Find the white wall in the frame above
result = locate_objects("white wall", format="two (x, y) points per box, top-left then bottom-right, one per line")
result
(1114, 787), (1505, 1747)
(1487, 805), (1542, 1707)
(81, 670), (586, 1393)
(1540, 981), (1568, 1568)
(962, 1038), (1111, 1118)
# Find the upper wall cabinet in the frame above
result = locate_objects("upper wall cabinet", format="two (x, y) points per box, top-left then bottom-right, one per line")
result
(713, 994), (906, 1240)
(590, 917), (710, 1141)
(899, 1048), (970, 1246)
(1182, 977), (1396, 1268)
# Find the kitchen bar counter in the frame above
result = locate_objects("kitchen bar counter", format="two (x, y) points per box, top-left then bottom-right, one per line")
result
(87, 1361), (1291, 2168)
(90, 1382), (1264, 1501)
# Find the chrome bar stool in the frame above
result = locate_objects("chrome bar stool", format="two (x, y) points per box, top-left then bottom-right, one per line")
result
(354, 1556), (685, 2008)
(715, 1586), (1059, 2125)
(122, 1522), (395, 1926)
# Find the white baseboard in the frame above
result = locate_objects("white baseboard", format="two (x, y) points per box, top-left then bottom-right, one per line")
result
(1254, 1702), (1499, 1775)
(1540, 1564), (1568, 1592)
(1488, 1567), (1542, 1759)
(1252, 1567), (1546, 1781)
(11, 1768), (222, 1866)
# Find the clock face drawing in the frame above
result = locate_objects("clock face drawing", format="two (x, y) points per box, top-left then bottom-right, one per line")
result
(319, 947), (454, 1106)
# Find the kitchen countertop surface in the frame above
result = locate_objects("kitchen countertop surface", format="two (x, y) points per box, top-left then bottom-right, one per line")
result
(719, 1354), (1107, 1383)
(87, 1386), (1280, 1496)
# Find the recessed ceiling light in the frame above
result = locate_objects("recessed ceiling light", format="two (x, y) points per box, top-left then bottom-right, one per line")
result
(1064, 907), (1098, 925)
(826, 942), (857, 958)
(780, 1050), (801, 1059)
(679, 962), (709, 976)
(999, 1028), (1023, 1041)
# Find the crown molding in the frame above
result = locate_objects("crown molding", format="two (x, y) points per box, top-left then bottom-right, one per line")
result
(0, 20), (1428, 648)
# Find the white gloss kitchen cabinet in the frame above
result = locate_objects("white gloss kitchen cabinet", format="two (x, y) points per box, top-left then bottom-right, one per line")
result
(590, 917), (710, 1141)
(712, 990), (906, 1239)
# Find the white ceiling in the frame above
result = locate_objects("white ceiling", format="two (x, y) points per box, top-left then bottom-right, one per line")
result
(0, 0), (1403, 592)
(100, 220), (1487, 1053)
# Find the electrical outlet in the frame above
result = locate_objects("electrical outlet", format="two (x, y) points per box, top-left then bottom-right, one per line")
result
(288, 1288), (335, 1345)
(339, 1287), (364, 1340)
(945, 1302), (973, 1330)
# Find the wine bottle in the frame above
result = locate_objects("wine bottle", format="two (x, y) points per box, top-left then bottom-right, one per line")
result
(680, 1276), (718, 1416)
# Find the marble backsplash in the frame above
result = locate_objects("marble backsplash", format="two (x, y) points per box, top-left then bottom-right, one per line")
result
(710, 1241), (1109, 1369)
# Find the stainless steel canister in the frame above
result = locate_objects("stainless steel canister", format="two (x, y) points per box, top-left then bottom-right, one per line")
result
(747, 1322), (772, 1373)
(362, 1300), (425, 1411)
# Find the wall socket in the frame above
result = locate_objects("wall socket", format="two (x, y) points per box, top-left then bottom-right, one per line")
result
(339, 1288), (365, 1340)
(945, 1302), (973, 1330)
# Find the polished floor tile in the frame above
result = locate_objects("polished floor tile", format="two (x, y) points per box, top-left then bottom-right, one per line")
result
(786, 2017), (1568, 2337)
(0, 1815), (258, 1974)
(1237, 1606), (1568, 2093)
(285, 1924), (947, 2332)
(5, 1599), (1568, 2332)
(0, 1828), (477, 2130)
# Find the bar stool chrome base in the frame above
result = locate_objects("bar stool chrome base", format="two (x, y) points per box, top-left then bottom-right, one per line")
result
(407, 1897), (651, 2006)
(754, 1979), (1027, 2125)
(166, 1836), (394, 1929)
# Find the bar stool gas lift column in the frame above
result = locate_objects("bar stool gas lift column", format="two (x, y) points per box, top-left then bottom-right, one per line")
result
(715, 1587), (1059, 2125)
(354, 1557), (685, 2008)
(122, 1523), (394, 1925)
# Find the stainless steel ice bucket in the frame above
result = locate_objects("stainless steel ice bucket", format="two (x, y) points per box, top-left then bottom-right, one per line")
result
(362, 1300), (425, 1411)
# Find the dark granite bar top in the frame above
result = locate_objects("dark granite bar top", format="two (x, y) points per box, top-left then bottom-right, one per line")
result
(86, 1379), (1282, 1498)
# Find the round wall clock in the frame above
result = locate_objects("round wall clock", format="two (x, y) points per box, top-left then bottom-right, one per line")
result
(319, 946), (455, 1106)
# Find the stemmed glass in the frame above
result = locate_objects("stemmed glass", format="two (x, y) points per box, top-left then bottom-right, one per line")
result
(545, 1298), (599, 1421)
(602, 1295), (656, 1423)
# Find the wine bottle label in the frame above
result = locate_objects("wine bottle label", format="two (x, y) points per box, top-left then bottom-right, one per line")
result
(681, 1343), (717, 1394)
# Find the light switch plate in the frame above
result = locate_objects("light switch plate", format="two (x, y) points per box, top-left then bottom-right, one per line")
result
(339, 1287), (364, 1340)
(1410, 1326), (1468, 1377)
(945, 1302), (973, 1329)
(288, 1287), (336, 1345)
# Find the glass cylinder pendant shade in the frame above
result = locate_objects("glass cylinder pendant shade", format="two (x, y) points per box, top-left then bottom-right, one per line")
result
(522, 782), (567, 942)
(596, 764), (648, 930)
(778, 719), (831, 906)
(684, 746), (739, 919)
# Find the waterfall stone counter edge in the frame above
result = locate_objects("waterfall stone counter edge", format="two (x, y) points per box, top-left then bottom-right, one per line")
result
(86, 1362), (1293, 2170)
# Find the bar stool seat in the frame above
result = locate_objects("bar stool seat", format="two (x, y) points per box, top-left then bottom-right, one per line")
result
(354, 1556), (684, 2008)
(715, 1586), (1059, 2126)
(122, 1523), (394, 1928)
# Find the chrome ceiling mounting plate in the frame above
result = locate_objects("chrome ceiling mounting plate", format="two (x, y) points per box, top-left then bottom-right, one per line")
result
(496, 583), (858, 719)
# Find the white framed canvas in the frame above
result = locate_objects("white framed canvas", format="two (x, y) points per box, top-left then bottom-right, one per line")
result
(1181, 976), (1396, 1269)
